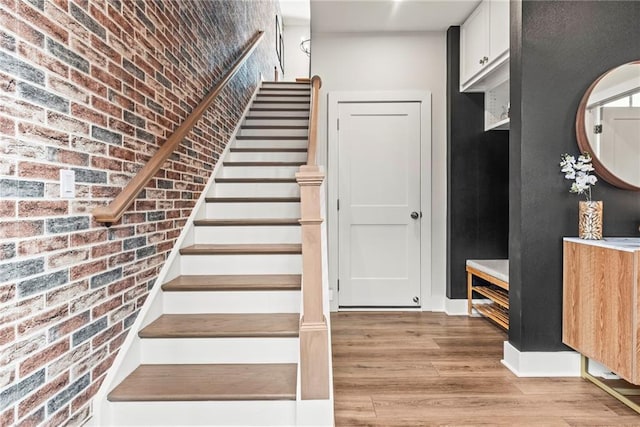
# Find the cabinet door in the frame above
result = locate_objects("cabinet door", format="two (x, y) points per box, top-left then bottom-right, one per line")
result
(460, 1), (489, 85)
(489, 0), (509, 60)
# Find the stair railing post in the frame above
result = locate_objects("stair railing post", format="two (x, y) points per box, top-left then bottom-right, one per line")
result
(296, 165), (329, 400)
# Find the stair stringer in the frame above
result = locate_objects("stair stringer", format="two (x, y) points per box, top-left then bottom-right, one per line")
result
(88, 82), (262, 427)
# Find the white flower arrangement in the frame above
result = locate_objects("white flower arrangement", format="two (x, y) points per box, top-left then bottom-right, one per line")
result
(560, 152), (598, 201)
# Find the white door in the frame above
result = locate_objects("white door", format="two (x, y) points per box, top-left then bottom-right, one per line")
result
(338, 102), (422, 307)
(600, 107), (640, 185)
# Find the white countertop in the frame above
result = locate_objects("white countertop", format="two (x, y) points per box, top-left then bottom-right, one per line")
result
(564, 237), (640, 252)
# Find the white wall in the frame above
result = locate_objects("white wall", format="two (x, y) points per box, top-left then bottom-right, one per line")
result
(283, 23), (311, 81)
(311, 31), (447, 311)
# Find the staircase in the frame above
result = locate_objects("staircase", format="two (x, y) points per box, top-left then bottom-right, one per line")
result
(91, 81), (331, 426)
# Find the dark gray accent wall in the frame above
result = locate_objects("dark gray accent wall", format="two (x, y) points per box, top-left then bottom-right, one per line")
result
(446, 27), (510, 300)
(509, 0), (640, 351)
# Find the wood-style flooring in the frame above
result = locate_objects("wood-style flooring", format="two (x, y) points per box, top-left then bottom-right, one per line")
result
(331, 312), (640, 426)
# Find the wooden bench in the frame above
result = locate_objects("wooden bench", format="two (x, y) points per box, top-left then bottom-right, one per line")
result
(466, 259), (509, 329)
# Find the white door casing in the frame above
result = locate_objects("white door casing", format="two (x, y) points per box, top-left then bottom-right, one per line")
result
(337, 102), (421, 307)
(327, 91), (438, 311)
(600, 106), (640, 186)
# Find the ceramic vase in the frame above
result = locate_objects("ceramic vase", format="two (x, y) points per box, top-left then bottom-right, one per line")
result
(579, 200), (603, 240)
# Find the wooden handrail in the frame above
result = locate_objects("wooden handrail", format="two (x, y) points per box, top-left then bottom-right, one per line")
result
(306, 76), (321, 166)
(93, 31), (265, 224)
(297, 74), (329, 399)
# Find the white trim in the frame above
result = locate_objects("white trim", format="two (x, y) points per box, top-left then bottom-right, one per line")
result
(501, 341), (581, 377)
(89, 84), (262, 426)
(327, 90), (432, 312)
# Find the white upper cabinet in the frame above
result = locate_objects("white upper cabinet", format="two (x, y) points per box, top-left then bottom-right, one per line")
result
(460, 0), (510, 92)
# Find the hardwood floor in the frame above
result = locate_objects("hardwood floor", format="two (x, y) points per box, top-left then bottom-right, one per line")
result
(331, 312), (640, 426)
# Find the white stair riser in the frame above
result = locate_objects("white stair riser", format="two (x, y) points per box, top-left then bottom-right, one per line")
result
(233, 139), (308, 149)
(214, 183), (300, 197)
(227, 152), (307, 162)
(248, 110), (309, 117)
(238, 128), (308, 137)
(105, 401), (296, 426)
(251, 103), (309, 109)
(205, 202), (300, 218)
(164, 291), (301, 314)
(194, 225), (301, 244)
(140, 338), (298, 364)
(244, 118), (309, 126)
(262, 83), (310, 90)
(255, 96), (309, 103)
(220, 165), (300, 178)
(180, 254), (301, 275)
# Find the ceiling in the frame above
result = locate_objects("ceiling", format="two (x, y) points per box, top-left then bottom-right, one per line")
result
(281, 0), (481, 32)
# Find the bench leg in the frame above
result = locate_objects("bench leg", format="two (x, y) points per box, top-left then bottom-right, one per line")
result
(467, 271), (473, 315)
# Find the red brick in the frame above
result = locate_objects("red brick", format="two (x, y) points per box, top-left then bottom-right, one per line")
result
(18, 372), (69, 419)
(91, 321), (122, 348)
(108, 330), (127, 352)
(18, 200), (68, 217)
(0, 408), (14, 427)
(0, 200), (15, 217)
(0, 326), (15, 346)
(0, 220), (44, 239)
(70, 229), (107, 247)
(90, 241), (121, 258)
(70, 103), (107, 127)
(0, 284), (15, 303)
(107, 276), (134, 295)
(92, 295), (121, 318)
(16, 407), (45, 427)
(17, 1), (68, 43)
(18, 161), (62, 180)
(91, 156), (122, 171)
(108, 117), (134, 136)
(70, 69), (107, 98)
(48, 310), (90, 341)
(109, 145), (135, 162)
(47, 147), (90, 166)
(91, 65), (121, 91)
(91, 350), (116, 379)
(19, 338), (69, 377)
(0, 115), (15, 135)
(91, 95), (121, 117)
(19, 235), (68, 256)
(17, 304), (68, 336)
(90, 186), (120, 198)
(69, 259), (106, 280)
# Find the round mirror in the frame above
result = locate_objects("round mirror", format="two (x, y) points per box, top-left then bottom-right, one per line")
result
(576, 60), (640, 191)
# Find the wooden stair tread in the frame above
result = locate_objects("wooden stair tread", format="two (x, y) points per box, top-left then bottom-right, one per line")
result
(260, 88), (310, 92)
(205, 196), (300, 203)
(214, 177), (297, 183)
(257, 93), (310, 97)
(229, 148), (307, 153)
(194, 218), (300, 226)
(245, 116), (309, 120)
(253, 100), (309, 104)
(180, 244), (302, 255)
(235, 136), (307, 140)
(250, 108), (309, 112)
(107, 364), (297, 402)
(223, 161), (305, 166)
(162, 274), (301, 292)
(139, 313), (300, 338)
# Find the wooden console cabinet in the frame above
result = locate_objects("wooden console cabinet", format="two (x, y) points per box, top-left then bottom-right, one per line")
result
(563, 238), (640, 384)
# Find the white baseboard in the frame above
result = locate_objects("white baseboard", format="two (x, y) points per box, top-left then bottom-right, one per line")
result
(501, 341), (581, 377)
(444, 298), (468, 315)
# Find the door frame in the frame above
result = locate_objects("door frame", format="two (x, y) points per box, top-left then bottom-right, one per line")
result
(327, 91), (432, 312)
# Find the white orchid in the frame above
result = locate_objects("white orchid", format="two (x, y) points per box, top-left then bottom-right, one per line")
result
(560, 152), (598, 201)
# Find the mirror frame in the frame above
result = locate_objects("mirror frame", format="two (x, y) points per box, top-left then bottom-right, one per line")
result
(575, 60), (640, 191)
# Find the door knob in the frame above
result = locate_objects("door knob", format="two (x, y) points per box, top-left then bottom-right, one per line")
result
(411, 211), (420, 219)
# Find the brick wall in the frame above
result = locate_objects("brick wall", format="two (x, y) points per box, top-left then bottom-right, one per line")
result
(0, 0), (280, 425)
